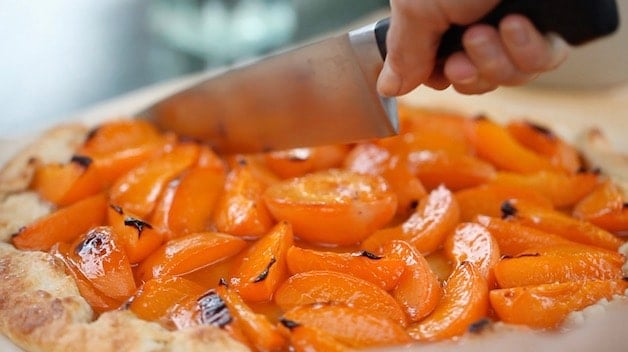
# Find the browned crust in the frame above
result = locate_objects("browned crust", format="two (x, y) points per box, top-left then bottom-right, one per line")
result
(0, 125), (249, 352)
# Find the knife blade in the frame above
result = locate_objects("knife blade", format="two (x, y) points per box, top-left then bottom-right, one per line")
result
(138, 0), (619, 154)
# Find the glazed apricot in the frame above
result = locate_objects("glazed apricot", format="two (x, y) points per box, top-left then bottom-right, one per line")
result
(136, 231), (247, 282)
(493, 244), (625, 288)
(67, 226), (136, 301)
(107, 205), (164, 264)
(229, 221), (293, 302)
(217, 283), (288, 352)
(443, 222), (501, 287)
(344, 142), (427, 216)
(475, 215), (574, 257)
(490, 170), (600, 208)
(361, 185), (459, 255)
(503, 199), (624, 250)
(282, 322), (353, 352)
(129, 276), (205, 321)
(408, 150), (496, 191)
(490, 279), (628, 329)
(285, 246), (405, 291)
(31, 156), (103, 206)
(274, 270), (407, 326)
(282, 303), (411, 348)
(381, 240), (442, 322)
(573, 180), (628, 232)
(506, 120), (582, 173)
(13, 193), (108, 251)
(109, 142), (200, 218)
(265, 145), (350, 179)
(470, 117), (556, 173)
(455, 184), (552, 222)
(406, 262), (489, 341)
(263, 169), (397, 245)
(212, 159), (274, 238)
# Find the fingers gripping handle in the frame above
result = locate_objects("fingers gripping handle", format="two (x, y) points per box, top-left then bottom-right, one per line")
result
(374, 0), (620, 60)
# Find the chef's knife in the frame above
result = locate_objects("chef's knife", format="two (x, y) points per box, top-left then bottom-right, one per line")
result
(138, 0), (619, 154)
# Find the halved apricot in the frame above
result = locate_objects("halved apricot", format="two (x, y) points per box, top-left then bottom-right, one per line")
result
(107, 205), (164, 264)
(129, 276), (205, 321)
(263, 169), (397, 245)
(573, 180), (628, 232)
(265, 145), (350, 179)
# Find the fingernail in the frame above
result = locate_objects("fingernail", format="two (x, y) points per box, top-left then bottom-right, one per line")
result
(468, 34), (500, 60)
(546, 33), (570, 68)
(503, 20), (530, 47)
(377, 62), (402, 97)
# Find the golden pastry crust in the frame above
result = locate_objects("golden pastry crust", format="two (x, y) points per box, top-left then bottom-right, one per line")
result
(0, 125), (250, 352)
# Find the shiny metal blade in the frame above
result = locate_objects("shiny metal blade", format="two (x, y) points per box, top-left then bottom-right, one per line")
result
(137, 23), (397, 154)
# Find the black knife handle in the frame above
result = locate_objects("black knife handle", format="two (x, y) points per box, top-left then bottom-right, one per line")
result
(374, 0), (620, 60)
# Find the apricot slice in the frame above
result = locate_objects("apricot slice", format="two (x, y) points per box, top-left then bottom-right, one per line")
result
(212, 159), (275, 238)
(265, 145), (350, 179)
(381, 240), (442, 322)
(13, 193), (107, 251)
(129, 276), (205, 321)
(31, 156), (103, 206)
(490, 279), (628, 329)
(229, 221), (293, 302)
(282, 303), (411, 348)
(136, 231), (247, 282)
(285, 246), (405, 290)
(470, 117), (556, 173)
(573, 180), (628, 232)
(503, 200), (624, 250)
(107, 205), (163, 264)
(475, 215), (574, 257)
(506, 120), (582, 173)
(217, 283), (288, 352)
(490, 170), (599, 208)
(344, 142), (427, 216)
(263, 169), (397, 245)
(361, 185), (459, 255)
(455, 184), (552, 222)
(68, 226), (136, 301)
(281, 322), (353, 352)
(406, 262), (489, 341)
(493, 244), (625, 288)
(274, 270), (407, 326)
(443, 222), (501, 287)
(408, 150), (496, 191)
(109, 142), (200, 218)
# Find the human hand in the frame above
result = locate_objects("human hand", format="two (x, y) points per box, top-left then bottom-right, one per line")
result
(377, 0), (570, 96)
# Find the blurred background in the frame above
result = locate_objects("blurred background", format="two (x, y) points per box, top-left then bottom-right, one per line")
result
(0, 0), (389, 137)
(1, 0), (627, 138)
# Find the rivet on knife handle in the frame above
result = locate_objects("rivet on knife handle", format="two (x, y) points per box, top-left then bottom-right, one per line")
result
(373, 0), (620, 60)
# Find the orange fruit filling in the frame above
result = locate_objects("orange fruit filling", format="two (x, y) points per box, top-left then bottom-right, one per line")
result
(13, 105), (627, 350)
